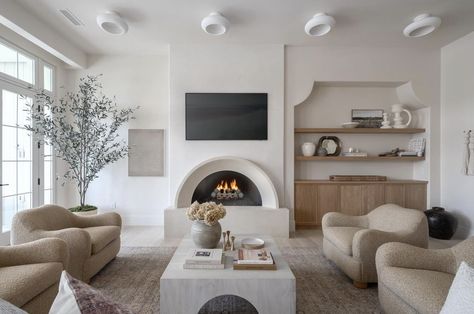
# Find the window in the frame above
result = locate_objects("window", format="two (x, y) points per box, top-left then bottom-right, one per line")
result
(43, 65), (53, 92)
(0, 37), (56, 232)
(0, 41), (35, 85)
(1, 90), (33, 231)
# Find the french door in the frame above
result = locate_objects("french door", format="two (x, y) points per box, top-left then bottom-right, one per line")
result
(0, 81), (53, 232)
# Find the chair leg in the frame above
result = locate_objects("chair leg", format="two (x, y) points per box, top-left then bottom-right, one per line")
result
(353, 281), (368, 289)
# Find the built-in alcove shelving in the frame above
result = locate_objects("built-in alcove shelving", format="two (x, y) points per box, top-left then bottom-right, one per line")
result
(293, 81), (429, 228)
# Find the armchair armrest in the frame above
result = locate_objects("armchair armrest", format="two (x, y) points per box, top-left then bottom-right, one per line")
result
(0, 238), (68, 268)
(376, 242), (456, 274)
(35, 228), (92, 257)
(74, 212), (122, 228)
(352, 229), (403, 270)
(322, 212), (368, 229)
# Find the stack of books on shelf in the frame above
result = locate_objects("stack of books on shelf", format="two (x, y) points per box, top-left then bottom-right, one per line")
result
(233, 248), (276, 270)
(183, 248), (224, 269)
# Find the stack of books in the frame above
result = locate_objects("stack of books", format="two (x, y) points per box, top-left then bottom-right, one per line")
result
(233, 248), (276, 270)
(183, 248), (224, 269)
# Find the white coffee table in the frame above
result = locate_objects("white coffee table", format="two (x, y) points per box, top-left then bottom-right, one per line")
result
(160, 235), (296, 314)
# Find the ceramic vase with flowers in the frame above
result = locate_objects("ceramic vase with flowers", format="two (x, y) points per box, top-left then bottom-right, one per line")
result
(186, 201), (226, 248)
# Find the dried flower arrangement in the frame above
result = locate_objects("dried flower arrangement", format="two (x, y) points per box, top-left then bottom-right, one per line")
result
(186, 201), (226, 226)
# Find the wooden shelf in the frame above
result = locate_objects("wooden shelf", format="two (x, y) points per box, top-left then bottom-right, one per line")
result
(295, 156), (425, 161)
(294, 128), (425, 134)
(294, 179), (428, 184)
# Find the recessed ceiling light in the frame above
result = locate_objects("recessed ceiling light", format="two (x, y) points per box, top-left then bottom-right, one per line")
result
(201, 12), (230, 36)
(305, 13), (335, 37)
(403, 14), (441, 38)
(97, 11), (128, 35)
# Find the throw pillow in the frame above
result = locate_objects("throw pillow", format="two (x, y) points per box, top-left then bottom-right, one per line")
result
(440, 261), (474, 314)
(0, 299), (27, 314)
(49, 271), (132, 314)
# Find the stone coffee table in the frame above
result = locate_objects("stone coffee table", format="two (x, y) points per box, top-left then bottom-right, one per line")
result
(160, 235), (296, 314)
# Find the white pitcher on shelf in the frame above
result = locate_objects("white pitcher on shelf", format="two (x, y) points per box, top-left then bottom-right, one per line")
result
(391, 104), (412, 128)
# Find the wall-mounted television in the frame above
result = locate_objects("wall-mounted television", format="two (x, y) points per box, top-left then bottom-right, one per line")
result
(185, 93), (268, 140)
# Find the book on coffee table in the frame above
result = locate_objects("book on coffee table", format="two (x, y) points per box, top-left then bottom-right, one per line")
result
(233, 248), (276, 270)
(183, 248), (224, 269)
(185, 248), (223, 264)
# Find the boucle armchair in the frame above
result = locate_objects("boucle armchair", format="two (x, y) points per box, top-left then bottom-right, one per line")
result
(0, 238), (68, 314)
(11, 204), (122, 282)
(376, 237), (474, 314)
(322, 203), (428, 288)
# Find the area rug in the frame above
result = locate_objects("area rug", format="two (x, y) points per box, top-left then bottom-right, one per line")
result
(91, 246), (380, 314)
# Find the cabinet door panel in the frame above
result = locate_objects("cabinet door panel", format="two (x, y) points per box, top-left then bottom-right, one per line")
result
(405, 184), (427, 210)
(384, 185), (405, 207)
(340, 185), (364, 216)
(364, 185), (385, 214)
(317, 185), (339, 225)
(295, 184), (318, 226)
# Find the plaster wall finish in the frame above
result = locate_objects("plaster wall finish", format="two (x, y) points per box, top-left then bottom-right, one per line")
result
(65, 54), (170, 225)
(169, 44), (285, 208)
(285, 46), (441, 217)
(441, 31), (474, 237)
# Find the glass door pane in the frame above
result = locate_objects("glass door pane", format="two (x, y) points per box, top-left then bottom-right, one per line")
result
(1, 88), (33, 232)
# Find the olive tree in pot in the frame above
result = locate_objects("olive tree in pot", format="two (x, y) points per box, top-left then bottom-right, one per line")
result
(26, 75), (137, 214)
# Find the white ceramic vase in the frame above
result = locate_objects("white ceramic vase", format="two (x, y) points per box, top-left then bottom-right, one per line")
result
(301, 142), (316, 156)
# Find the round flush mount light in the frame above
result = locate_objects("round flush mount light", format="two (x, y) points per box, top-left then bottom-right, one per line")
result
(305, 13), (336, 37)
(403, 14), (441, 38)
(201, 12), (230, 35)
(97, 11), (128, 35)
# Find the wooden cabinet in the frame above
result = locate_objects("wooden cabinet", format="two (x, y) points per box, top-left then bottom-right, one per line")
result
(294, 180), (427, 228)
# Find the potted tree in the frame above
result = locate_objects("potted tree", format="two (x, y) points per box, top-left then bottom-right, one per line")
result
(27, 75), (137, 215)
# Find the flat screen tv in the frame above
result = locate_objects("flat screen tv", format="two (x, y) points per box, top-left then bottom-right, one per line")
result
(185, 93), (268, 140)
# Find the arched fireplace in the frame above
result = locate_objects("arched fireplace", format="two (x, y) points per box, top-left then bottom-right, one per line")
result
(192, 170), (262, 206)
(165, 157), (289, 238)
(174, 156), (279, 208)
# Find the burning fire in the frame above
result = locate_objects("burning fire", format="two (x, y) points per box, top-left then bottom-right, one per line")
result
(216, 179), (239, 191)
(212, 178), (244, 200)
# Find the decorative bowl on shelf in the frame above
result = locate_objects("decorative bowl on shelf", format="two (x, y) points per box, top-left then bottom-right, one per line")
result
(342, 122), (359, 128)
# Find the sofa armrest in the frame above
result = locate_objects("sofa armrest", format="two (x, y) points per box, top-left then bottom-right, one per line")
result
(322, 212), (368, 229)
(74, 212), (122, 228)
(376, 242), (456, 274)
(0, 238), (68, 268)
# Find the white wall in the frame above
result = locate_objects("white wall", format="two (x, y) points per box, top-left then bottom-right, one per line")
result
(65, 54), (170, 225)
(169, 44), (285, 206)
(441, 31), (474, 237)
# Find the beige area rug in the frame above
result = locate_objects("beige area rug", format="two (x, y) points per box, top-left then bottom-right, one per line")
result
(91, 246), (380, 314)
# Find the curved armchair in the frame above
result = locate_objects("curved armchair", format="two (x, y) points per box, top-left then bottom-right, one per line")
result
(322, 203), (428, 287)
(11, 204), (122, 282)
(376, 237), (474, 314)
(0, 238), (68, 314)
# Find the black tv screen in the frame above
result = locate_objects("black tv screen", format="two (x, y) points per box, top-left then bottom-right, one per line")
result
(185, 93), (268, 140)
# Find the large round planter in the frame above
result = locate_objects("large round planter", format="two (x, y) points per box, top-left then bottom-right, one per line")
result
(191, 220), (222, 249)
(73, 209), (98, 216)
(424, 207), (457, 240)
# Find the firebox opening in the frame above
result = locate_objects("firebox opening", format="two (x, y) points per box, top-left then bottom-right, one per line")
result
(192, 171), (262, 206)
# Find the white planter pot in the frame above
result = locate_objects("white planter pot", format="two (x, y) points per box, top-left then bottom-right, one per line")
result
(301, 142), (316, 156)
(73, 209), (98, 216)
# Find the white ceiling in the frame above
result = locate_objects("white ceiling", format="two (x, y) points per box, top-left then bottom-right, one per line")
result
(16, 0), (474, 55)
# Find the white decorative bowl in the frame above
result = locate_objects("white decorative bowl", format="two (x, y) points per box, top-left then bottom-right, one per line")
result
(241, 237), (265, 249)
(342, 122), (359, 128)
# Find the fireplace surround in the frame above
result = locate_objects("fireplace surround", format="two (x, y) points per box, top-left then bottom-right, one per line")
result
(164, 157), (289, 238)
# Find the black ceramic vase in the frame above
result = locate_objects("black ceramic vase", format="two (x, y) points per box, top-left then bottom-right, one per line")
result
(424, 207), (457, 240)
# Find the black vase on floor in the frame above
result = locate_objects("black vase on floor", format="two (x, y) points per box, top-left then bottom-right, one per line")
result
(424, 207), (457, 240)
